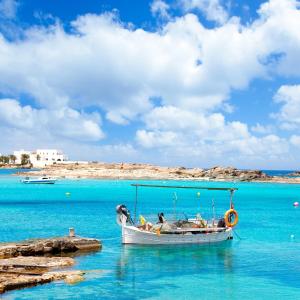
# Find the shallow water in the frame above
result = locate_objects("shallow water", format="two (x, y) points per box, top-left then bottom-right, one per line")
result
(0, 176), (300, 299)
(0, 168), (35, 176)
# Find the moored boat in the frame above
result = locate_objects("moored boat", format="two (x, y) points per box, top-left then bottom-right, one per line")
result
(116, 184), (239, 245)
(21, 176), (57, 184)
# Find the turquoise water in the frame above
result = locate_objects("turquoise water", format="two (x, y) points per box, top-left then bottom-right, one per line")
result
(1, 175), (300, 299)
(0, 168), (36, 175)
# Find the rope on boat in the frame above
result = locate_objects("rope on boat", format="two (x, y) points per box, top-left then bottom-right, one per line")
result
(233, 229), (243, 240)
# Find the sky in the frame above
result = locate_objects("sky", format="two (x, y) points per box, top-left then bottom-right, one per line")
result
(0, 0), (300, 169)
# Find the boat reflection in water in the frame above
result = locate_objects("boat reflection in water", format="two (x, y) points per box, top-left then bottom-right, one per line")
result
(115, 243), (234, 284)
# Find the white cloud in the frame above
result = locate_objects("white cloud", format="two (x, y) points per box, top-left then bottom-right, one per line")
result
(0, 2), (292, 123)
(136, 105), (289, 167)
(136, 130), (178, 148)
(0, 1), (300, 121)
(0, 125), (137, 162)
(63, 143), (138, 162)
(141, 106), (249, 142)
(257, 0), (300, 77)
(273, 84), (300, 128)
(136, 130), (290, 168)
(251, 123), (273, 134)
(290, 135), (300, 147)
(0, 99), (104, 142)
(0, 0), (18, 19)
(143, 106), (211, 131)
(179, 0), (229, 24)
(151, 0), (170, 20)
(0, 1), (300, 167)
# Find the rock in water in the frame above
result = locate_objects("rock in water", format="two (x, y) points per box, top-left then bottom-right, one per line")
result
(0, 236), (101, 259)
(0, 235), (101, 294)
(64, 274), (85, 284)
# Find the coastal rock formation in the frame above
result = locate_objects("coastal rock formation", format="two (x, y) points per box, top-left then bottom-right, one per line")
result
(204, 166), (269, 181)
(0, 236), (101, 294)
(0, 236), (101, 259)
(287, 171), (300, 177)
(0, 256), (74, 270)
(0, 256), (84, 294)
(199, 166), (268, 181)
(17, 162), (271, 182)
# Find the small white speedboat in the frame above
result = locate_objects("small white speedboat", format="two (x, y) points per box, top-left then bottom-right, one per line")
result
(21, 176), (57, 184)
(116, 184), (239, 245)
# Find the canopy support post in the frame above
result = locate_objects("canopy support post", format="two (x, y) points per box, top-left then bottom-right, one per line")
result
(134, 185), (138, 225)
(230, 189), (235, 209)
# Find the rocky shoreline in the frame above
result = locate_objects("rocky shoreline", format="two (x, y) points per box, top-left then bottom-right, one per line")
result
(15, 162), (300, 184)
(287, 171), (300, 177)
(0, 235), (101, 294)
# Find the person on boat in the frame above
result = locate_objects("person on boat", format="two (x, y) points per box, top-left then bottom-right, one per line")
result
(139, 215), (153, 231)
(116, 204), (134, 225)
(217, 218), (226, 228)
(158, 212), (166, 223)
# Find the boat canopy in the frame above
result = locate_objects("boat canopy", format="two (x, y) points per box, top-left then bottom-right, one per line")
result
(131, 183), (237, 224)
(131, 184), (238, 191)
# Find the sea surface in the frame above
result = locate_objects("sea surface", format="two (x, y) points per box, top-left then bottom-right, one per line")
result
(0, 168), (37, 176)
(262, 170), (297, 177)
(0, 170), (300, 299)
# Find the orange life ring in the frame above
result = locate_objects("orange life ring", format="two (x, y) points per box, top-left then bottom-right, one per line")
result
(224, 209), (238, 227)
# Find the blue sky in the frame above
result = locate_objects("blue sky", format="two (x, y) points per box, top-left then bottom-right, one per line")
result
(0, 0), (300, 169)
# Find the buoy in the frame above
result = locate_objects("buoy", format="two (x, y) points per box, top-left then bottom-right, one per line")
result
(65, 192), (71, 196)
(197, 192), (201, 197)
(293, 202), (299, 207)
(291, 234), (295, 239)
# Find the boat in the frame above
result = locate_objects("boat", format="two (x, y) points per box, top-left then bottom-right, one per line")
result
(116, 184), (239, 245)
(21, 176), (57, 184)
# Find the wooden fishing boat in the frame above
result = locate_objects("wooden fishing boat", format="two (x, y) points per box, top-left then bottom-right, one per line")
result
(116, 184), (239, 245)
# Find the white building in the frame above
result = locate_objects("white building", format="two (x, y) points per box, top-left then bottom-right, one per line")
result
(14, 149), (68, 167)
(13, 150), (31, 165)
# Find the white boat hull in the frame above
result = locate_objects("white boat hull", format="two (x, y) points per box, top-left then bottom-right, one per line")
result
(121, 225), (232, 245)
(22, 177), (56, 184)
(22, 180), (56, 184)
